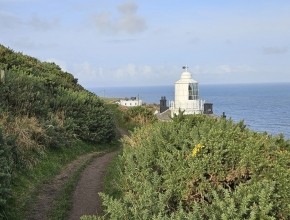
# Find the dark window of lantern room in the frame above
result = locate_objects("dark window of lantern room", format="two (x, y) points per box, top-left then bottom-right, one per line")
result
(188, 84), (193, 100)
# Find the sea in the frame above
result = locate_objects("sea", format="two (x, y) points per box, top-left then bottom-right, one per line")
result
(89, 83), (290, 139)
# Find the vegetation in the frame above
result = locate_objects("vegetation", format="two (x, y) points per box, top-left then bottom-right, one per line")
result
(3, 43), (289, 220)
(95, 115), (290, 219)
(0, 44), (116, 218)
(117, 105), (157, 131)
(0, 127), (12, 211)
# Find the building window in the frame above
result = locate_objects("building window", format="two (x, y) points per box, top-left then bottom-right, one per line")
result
(188, 84), (193, 100)
(188, 83), (198, 100)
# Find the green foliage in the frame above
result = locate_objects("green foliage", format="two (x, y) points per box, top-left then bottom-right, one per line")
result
(0, 44), (116, 159)
(0, 44), (117, 216)
(0, 127), (13, 218)
(122, 106), (157, 130)
(98, 115), (290, 219)
(0, 66), (115, 145)
(53, 88), (115, 143)
(0, 45), (81, 91)
(103, 152), (122, 198)
(171, 109), (186, 123)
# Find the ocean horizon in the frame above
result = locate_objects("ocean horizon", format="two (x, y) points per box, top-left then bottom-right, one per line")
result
(89, 82), (290, 139)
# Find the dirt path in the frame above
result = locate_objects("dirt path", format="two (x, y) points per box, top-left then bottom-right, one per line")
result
(67, 127), (127, 219)
(26, 127), (127, 220)
(68, 151), (119, 219)
(26, 152), (98, 220)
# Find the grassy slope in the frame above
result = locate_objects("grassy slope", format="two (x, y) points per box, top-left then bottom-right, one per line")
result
(0, 44), (117, 219)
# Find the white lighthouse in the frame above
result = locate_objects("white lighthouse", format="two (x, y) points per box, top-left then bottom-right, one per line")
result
(170, 67), (204, 117)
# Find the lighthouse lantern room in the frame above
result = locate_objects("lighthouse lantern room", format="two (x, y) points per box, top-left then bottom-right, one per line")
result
(170, 66), (204, 117)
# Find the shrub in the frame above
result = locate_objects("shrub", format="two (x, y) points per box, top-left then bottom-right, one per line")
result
(53, 88), (116, 143)
(0, 114), (46, 168)
(0, 44), (116, 147)
(42, 111), (75, 149)
(98, 115), (290, 219)
(122, 106), (157, 130)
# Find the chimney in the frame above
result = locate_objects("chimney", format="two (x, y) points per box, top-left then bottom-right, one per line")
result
(160, 96), (169, 113)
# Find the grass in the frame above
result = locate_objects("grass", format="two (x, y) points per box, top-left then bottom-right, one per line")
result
(102, 149), (123, 199)
(4, 140), (117, 220)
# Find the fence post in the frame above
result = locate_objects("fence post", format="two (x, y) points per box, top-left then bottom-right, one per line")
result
(0, 70), (5, 84)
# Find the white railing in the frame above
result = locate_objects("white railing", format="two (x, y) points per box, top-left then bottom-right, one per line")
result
(170, 100), (204, 111)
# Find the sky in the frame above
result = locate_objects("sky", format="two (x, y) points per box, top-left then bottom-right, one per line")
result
(1, 0), (290, 88)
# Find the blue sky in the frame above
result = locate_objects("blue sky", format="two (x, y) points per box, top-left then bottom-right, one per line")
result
(1, 0), (290, 87)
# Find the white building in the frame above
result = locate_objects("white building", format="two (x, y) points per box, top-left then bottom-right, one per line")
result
(170, 67), (204, 116)
(119, 97), (142, 107)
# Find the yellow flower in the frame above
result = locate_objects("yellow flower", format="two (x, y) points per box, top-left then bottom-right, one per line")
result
(192, 143), (204, 158)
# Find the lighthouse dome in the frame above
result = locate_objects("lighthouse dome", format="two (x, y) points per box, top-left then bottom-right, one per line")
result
(181, 70), (192, 79)
(176, 68), (198, 84)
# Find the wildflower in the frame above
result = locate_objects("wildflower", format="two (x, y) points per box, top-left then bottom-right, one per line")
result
(192, 143), (204, 158)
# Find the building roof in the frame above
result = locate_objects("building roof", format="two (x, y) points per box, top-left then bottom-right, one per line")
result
(175, 69), (198, 84)
(156, 109), (172, 121)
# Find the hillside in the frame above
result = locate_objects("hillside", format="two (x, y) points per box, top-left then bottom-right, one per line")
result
(0, 44), (116, 218)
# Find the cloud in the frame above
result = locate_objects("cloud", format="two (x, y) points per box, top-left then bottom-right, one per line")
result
(262, 47), (288, 55)
(189, 65), (206, 77)
(72, 62), (257, 87)
(188, 37), (200, 44)
(188, 64), (259, 84)
(13, 38), (57, 50)
(0, 10), (23, 29)
(70, 62), (258, 88)
(214, 65), (256, 75)
(117, 1), (138, 14)
(111, 64), (181, 85)
(29, 15), (60, 31)
(72, 62), (105, 87)
(104, 38), (136, 44)
(189, 64), (256, 78)
(70, 62), (180, 87)
(93, 1), (147, 34)
(1, 0), (36, 2)
(115, 63), (137, 78)
(215, 65), (232, 74)
(0, 10), (59, 31)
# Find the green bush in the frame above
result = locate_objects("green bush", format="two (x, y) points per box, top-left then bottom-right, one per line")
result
(53, 88), (116, 143)
(98, 115), (290, 219)
(0, 44), (116, 149)
(122, 106), (157, 130)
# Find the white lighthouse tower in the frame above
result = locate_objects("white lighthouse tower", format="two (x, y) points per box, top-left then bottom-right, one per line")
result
(170, 66), (204, 117)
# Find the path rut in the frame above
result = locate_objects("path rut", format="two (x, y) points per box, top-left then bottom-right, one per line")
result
(68, 151), (118, 219)
(26, 153), (97, 220)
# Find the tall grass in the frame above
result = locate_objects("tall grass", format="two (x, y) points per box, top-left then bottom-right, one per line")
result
(0, 114), (46, 168)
